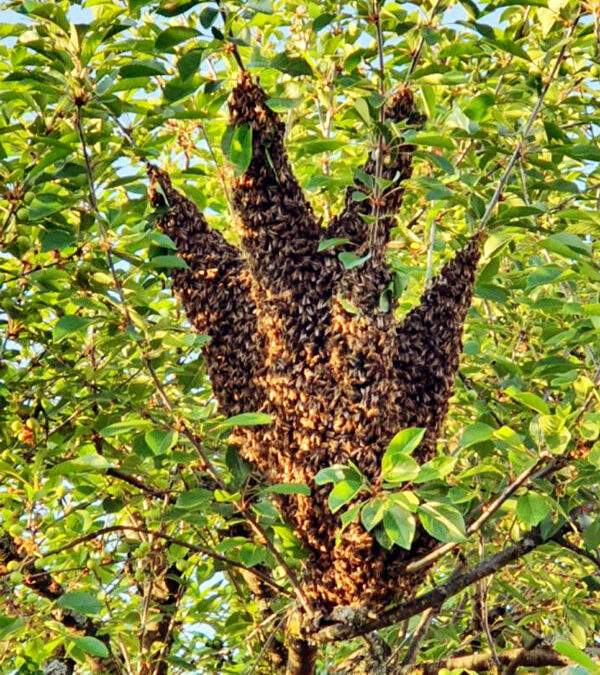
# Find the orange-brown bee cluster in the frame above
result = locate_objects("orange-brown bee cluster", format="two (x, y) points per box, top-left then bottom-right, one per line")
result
(148, 72), (482, 609)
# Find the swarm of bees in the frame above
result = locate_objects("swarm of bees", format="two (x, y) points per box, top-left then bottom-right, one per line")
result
(148, 72), (482, 609)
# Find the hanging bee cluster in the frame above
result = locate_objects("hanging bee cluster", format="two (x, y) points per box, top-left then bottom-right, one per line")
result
(148, 72), (482, 609)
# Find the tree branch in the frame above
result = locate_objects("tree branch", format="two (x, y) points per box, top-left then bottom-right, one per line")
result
(406, 453), (551, 573)
(389, 646), (568, 674)
(42, 525), (292, 598)
(0, 533), (122, 674)
(314, 526), (548, 643)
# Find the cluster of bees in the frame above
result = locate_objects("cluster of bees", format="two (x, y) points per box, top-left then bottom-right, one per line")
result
(148, 72), (482, 609)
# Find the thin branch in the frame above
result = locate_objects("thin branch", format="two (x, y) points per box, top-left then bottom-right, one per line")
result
(554, 534), (600, 572)
(406, 0), (442, 78)
(399, 608), (435, 667)
(477, 535), (500, 669)
(216, 0), (245, 71)
(406, 453), (551, 574)
(424, 221), (436, 283)
(42, 525), (292, 598)
(479, 11), (583, 230)
(106, 468), (175, 502)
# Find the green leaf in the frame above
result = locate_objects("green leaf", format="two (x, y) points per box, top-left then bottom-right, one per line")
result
(262, 483), (311, 496)
(229, 124), (253, 177)
(529, 414), (571, 454)
(144, 429), (178, 455)
(354, 98), (370, 125)
(265, 97), (303, 112)
(217, 412), (273, 429)
(338, 251), (371, 270)
(381, 454), (419, 484)
(53, 316), (92, 342)
(72, 636), (109, 658)
(516, 492), (551, 526)
(340, 502), (362, 530)
(459, 422), (494, 448)
(41, 228), (76, 252)
(414, 456), (457, 484)
(361, 497), (386, 532)
(176, 488), (212, 508)
(119, 60), (167, 78)
(418, 502), (467, 543)
(381, 428), (424, 483)
(100, 418), (153, 437)
(410, 134), (456, 149)
(148, 255), (189, 270)
(0, 615), (24, 640)
(328, 479), (363, 513)
(386, 428), (426, 456)
(49, 454), (110, 476)
(315, 464), (361, 485)
(318, 237), (350, 252)
(57, 592), (102, 616)
(155, 26), (200, 50)
(505, 386), (550, 414)
(462, 93), (495, 121)
(554, 641), (600, 673)
(313, 13), (336, 31)
(383, 503), (416, 550)
(271, 53), (313, 77)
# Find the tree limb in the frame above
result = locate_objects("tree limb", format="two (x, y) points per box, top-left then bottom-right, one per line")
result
(389, 646), (568, 674)
(313, 526), (547, 643)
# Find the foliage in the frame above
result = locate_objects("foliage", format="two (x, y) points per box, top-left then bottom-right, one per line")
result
(0, 0), (599, 673)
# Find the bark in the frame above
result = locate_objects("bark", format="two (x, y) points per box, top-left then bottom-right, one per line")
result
(390, 647), (568, 674)
(285, 637), (318, 675)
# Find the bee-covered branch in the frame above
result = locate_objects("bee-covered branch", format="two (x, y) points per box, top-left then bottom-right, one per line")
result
(147, 165), (264, 415)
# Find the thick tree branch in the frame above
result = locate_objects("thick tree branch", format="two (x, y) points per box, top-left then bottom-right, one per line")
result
(390, 646), (568, 674)
(313, 525), (547, 643)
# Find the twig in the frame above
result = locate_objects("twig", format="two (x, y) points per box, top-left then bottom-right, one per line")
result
(216, 0), (245, 71)
(477, 535), (500, 669)
(424, 220), (436, 283)
(42, 525), (292, 598)
(106, 467), (175, 502)
(554, 534), (600, 572)
(479, 11), (583, 230)
(398, 608), (435, 667)
(247, 613), (288, 675)
(406, 0), (442, 78)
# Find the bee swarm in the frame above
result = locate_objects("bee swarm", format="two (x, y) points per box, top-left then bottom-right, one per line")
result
(148, 72), (482, 610)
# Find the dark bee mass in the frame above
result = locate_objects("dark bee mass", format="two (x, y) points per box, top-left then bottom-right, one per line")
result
(147, 72), (482, 610)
